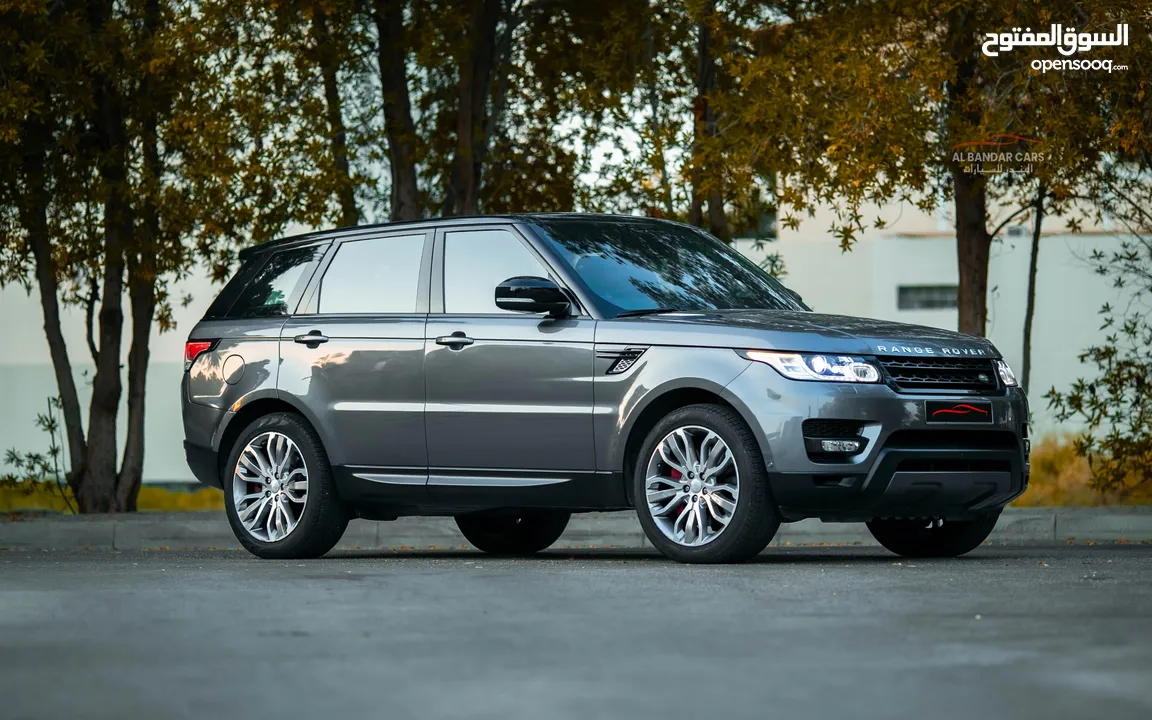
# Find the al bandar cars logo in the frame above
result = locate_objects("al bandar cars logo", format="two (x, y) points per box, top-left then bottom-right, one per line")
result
(982, 23), (1130, 73)
(952, 133), (1041, 150)
(951, 134), (1044, 177)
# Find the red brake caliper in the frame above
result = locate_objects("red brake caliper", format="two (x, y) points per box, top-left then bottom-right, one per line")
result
(669, 469), (685, 516)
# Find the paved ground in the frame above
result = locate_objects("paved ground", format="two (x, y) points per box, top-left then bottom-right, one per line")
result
(2, 546), (1151, 720)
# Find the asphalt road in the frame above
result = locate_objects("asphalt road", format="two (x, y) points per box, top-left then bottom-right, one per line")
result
(2, 545), (1151, 720)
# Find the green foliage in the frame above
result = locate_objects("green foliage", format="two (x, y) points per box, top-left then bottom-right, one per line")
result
(1045, 179), (1152, 495)
(1, 397), (75, 513)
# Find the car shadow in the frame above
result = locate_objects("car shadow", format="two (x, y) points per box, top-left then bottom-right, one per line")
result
(321, 546), (1016, 565)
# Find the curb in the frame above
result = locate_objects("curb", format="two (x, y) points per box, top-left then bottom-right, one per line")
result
(2, 507), (1151, 552)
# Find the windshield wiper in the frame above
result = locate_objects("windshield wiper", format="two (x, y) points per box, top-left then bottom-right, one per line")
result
(615, 307), (682, 318)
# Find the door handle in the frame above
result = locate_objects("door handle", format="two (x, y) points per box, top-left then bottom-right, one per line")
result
(435, 333), (474, 348)
(294, 331), (329, 347)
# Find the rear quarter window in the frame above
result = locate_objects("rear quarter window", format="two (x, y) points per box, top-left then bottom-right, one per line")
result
(208, 245), (325, 320)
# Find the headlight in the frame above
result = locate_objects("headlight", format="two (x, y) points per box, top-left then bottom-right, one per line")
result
(995, 359), (1018, 387)
(746, 350), (881, 383)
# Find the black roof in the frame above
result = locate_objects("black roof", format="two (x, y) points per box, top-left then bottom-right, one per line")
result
(237, 212), (676, 259)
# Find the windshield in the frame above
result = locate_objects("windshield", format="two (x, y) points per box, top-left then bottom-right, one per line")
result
(531, 218), (806, 316)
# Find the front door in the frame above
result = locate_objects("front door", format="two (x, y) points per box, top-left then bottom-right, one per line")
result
(424, 227), (597, 501)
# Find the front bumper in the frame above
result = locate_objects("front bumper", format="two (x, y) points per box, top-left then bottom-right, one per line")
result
(722, 362), (1029, 521)
(769, 434), (1028, 521)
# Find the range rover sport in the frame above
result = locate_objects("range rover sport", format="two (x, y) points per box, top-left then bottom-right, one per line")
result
(182, 214), (1029, 563)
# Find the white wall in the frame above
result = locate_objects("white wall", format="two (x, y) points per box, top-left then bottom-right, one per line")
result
(0, 272), (220, 483)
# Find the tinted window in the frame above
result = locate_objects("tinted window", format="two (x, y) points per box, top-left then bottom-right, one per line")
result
(203, 255), (262, 320)
(443, 230), (550, 314)
(319, 234), (426, 314)
(228, 246), (323, 318)
(532, 219), (805, 316)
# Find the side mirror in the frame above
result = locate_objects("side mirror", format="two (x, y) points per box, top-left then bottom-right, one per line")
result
(786, 288), (809, 309)
(495, 276), (571, 317)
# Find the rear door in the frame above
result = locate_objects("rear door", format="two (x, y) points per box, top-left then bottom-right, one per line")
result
(279, 230), (432, 484)
(185, 242), (327, 452)
(423, 226), (597, 498)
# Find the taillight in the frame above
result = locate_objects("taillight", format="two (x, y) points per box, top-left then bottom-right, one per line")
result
(184, 340), (216, 372)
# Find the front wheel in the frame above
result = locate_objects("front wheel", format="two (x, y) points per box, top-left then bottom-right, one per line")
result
(634, 403), (780, 564)
(866, 512), (1001, 558)
(455, 510), (571, 556)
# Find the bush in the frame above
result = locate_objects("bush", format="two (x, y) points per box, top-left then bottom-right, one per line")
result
(1, 483), (223, 514)
(1013, 434), (1152, 507)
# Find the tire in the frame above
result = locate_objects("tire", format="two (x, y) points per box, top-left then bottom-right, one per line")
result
(866, 511), (1001, 558)
(223, 412), (350, 559)
(455, 510), (571, 556)
(634, 403), (780, 563)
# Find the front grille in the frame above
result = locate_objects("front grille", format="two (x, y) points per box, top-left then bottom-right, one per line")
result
(802, 419), (864, 438)
(876, 356), (999, 393)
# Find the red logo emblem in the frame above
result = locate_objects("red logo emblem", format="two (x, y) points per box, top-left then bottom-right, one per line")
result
(931, 403), (990, 418)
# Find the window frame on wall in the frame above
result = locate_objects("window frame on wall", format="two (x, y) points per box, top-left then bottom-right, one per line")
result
(896, 284), (959, 311)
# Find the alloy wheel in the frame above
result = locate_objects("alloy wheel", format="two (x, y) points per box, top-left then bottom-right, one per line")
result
(232, 431), (309, 542)
(644, 425), (740, 547)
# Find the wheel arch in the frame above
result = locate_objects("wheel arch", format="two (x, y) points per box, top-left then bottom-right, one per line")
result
(619, 384), (753, 506)
(214, 393), (325, 479)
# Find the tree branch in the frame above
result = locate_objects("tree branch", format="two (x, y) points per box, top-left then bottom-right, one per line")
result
(84, 273), (99, 364)
(989, 197), (1043, 241)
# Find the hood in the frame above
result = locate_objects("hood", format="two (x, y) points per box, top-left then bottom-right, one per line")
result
(596, 309), (999, 358)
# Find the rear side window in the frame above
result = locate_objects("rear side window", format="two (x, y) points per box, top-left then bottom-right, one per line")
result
(318, 234), (426, 314)
(227, 246), (323, 319)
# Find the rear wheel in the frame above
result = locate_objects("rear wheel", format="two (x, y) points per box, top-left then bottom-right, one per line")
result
(866, 512), (1000, 558)
(634, 403), (779, 564)
(455, 510), (571, 556)
(223, 412), (350, 559)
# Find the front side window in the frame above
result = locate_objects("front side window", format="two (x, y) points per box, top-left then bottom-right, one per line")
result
(319, 234), (426, 314)
(443, 229), (550, 314)
(228, 245), (323, 318)
(532, 219), (805, 316)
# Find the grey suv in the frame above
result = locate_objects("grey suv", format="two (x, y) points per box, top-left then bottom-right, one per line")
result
(182, 214), (1028, 563)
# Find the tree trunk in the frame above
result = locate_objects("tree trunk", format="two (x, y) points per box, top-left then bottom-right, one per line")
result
(448, 0), (500, 216)
(78, 0), (129, 514)
(645, 16), (674, 217)
(479, 3), (518, 203)
(945, 8), (990, 337)
(707, 183), (727, 242)
(952, 166), (990, 336)
(688, 19), (710, 227)
(1020, 184), (1045, 393)
(374, 0), (421, 221)
(689, 8), (727, 239)
(312, 6), (358, 227)
(118, 257), (154, 512)
(20, 132), (87, 490)
(117, 0), (162, 512)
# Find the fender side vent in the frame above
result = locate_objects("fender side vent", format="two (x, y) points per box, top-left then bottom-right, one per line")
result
(597, 347), (648, 375)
